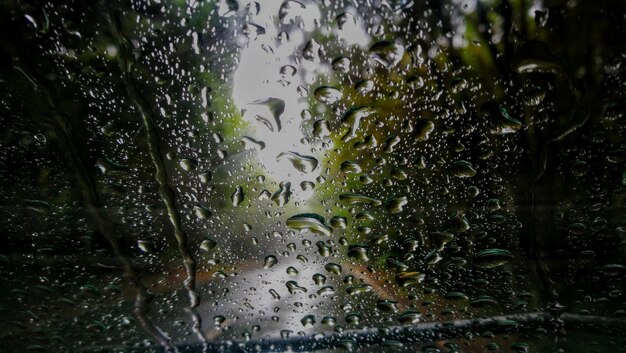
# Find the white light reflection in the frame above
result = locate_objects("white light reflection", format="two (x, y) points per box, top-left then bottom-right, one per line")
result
(232, 1), (370, 203)
(225, 0), (375, 339)
(232, 1), (322, 202)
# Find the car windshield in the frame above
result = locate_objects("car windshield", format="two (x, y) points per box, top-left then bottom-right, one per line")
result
(1, 0), (625, 352)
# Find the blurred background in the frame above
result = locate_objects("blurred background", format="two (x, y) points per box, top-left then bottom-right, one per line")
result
(0, 0), (625, 352)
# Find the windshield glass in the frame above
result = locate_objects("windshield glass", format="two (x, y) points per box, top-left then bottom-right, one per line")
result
(1, 0), (625, 352)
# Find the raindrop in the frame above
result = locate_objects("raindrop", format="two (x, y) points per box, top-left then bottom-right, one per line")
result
(276, 152), (319, 173)
(339, 193), (382, 206)
(269, 289), (281, 300)
(493, 106), (522, 134)
(340, 160), (362, 174)
(271, 181), (292, 206)
(199, 171), (212, 184)
(355, 80), (374, 95)
(287, 213), (332, 236)
(369, 40), (405, 68)
(242, 136), (266, 150)
(200, 237), (217, 251)
(317, 286), (335, 296)
(313, 273), (326, 285)
(398, 310), (421, 324)
(300, 315), (315, 327)
(286, 266), (299, 275)
(243, 97), (285, 132)
(377, 300), (398, 313)
(286, 281), (308, 294)
(341, 106), (375, 142)
(194, 204), (212, 219)
(231, 186), (244, 206)
(414, 120), (435, 141)
(450, 160), (477, 178)
(336, 12), (355, 30)
(474, 249), (514, 268)
(279, 65), (297, 77)
(330, 216), (347, 229)
(346, 284), (372, 295)
(316, 241), (332, 256)
(332, 57), (351, 73)
(325, 262), (342, 275)
(263, 255), (278, 269)
(243, 22), (266, 39)
(314, 86), (343, 105)
(345, 313), (361, 325)
(347, 245), (369, 261)
(97, 158), (129, 175)
(300, 181), (315, 191)
(137, 240), (155, 254)
(395, 272), (424, 287)
(312, 119), (331, 138)
(303, 39), (321, 61)
(386, 196), (408, 214)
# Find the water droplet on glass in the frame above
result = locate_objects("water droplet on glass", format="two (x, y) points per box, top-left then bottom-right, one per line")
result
(340, 160), (362, 174)
(377, 300), (399, 313)
(341, 106), (375, 142)
(286, 213), (332, 236)
(330, 216), (347, 229)
(271, 181), (292, 207)
(396, 271), (425, 287)
(345, 313), (361, 326)
(474, 249), (514, 268)
(300, 314), (315, 327)
(317, 286), (335, 296)
(314, 86), (342, 105)
(242, 136), (266, 150)
(279, 0), (307, 25)
(302, 39), (321, 61)
(231, 186), (244, 206)
(414, 120), (435, 141)
(322, 316), (337, 326)
(199, 171), (212, 184)
(312, 119), (331, 139)
(286, 266), (299, 275)
(336, 12), (355, 30)
(279, 64), (297, 77)
(386, 196), (408, 214)
(269, 289), (281, 300)
(194, 204), (212, 219)
(339, 193), (382, 206)
(398, 310), (421, 324)
(286, 280), (308, 295)
(493, 106), (522, 134)
(369, 40), (405, 68)
(276, 151), (319, 173)
(325, 262), (342, 275)
(313, 273), (326, 285)
(300, 181), (315, 191)
(243, 97), (285, 132)
(137, 240), (155, 254)
(347, 245), (370, 261)
(242, 22), (266, 40)
(200, 237), (217, 251)
(355, 80), (374, 95)
(263, 255), (278, 269)
(450, 160), (477, 178)
(332, 57), (351, 73)
(346, 284), (372, 295)
(97, 158), (129, 175)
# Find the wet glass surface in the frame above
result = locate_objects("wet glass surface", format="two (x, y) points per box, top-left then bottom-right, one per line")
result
(0, 0), (625, 352)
